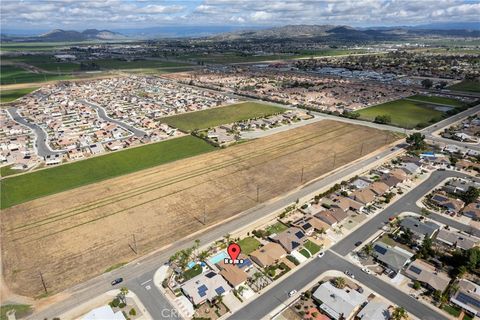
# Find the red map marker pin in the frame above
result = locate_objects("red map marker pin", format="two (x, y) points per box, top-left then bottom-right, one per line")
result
(227, 243), (241, 262)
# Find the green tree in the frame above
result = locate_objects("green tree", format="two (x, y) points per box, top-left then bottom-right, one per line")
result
(374, 115), (392, 124)
(461, 187), (479, 204)
(406, 133), (426, 150)
(333, 277), (346, 289)
(391, 306), (408, 320)
(362, 244), (374, 256)
(413, 281), (421, 290)
(421, 79), (433, 89)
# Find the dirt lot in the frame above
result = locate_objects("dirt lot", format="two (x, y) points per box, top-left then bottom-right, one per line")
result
(1, 120), (398, 296)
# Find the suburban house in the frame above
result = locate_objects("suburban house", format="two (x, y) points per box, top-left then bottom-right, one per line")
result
(435, 229), (480, 250)
(292, 216), (329, 235)
(451, 279), (480, 317)
(356, 298), (391, 320)
(431, 193), (465, 213)
(381, 168), (407, 188)
(249, 242), (287, 268)
(404, 259), (451, 292)
(372, 241), (414, 273)
(350, 188), (376, 205)
(312, 281), (367, 320)
(369, 181), (390, 197)
(443, 179), (478, 196)
(351, 177), (371, 189)
(400, 217), (440, 242)
(217, 260), (249, 289)
(82, 306), (126, 320)
(462, 202), (480, 220)
(399, 162), (420, 175)
(314, 211), (339, 227)
(181, 271), (232, 306)
(271, 227), (307, 253)
(331, 196), (364, 212)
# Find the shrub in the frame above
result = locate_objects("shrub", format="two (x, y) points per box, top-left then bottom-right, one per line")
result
(287, 255), (300, 266)
(118, 302), (126, 308)
(110, 298), (120, 308)
(129, 308), (137, 316)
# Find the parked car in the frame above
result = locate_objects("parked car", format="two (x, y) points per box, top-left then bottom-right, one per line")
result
(111, 277), (123, 286)
(345, 270), (355, 279)
(317, 251), (325, 258)
(288, 290), (297, 297)
(354, 241), (362, 247)
(361, 267), (372, 275)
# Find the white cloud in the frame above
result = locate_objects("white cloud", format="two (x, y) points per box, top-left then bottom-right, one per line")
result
(1, 0), (478, 30)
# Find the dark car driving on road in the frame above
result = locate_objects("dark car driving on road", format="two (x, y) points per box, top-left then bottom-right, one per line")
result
(111, 277), (123, 286)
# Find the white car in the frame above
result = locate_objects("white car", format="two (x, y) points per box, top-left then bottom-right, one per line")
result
(345, 270), (355, 279)
(361, 267), (372, 275)
(317, 251), (325, 258)
(288, 290), (297, 297)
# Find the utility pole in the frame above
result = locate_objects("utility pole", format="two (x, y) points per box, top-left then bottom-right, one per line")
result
(360, 142), (364, 156)
(129, 234), (138, 254)
(203, 205), (207, 225)
(39, 271), (47, 294)
(332, 152), (337, 169)
(300, 166), (304, 183)
(256, 185), (260, 203)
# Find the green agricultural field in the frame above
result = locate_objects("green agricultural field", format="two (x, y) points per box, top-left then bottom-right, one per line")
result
(1, 136), (215, 209)
(0, 65), (72, 85)
(407, 95), (466, 108)
(0, 87), (38, 103)
(3, 54), (80, 72)
(448, 80), (480, 93)
(357, 99), (445, 129)
(162, 102), (285, 132)
(94, 59), (192, 69)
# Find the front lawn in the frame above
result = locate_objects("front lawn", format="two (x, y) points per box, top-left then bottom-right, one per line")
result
(161, 102), (285, 132)
(238, 237), (261, 255)
(265, 222), (289, 235)
(443, 304), (461, 317)
(304, 240), (321, 255)
(300, 248), (311, 258)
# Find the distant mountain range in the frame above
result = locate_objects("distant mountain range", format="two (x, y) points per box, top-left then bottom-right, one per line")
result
(1, 23), (479, 42)
(1, 29), (127, 42)
(210, 24), (480, 41)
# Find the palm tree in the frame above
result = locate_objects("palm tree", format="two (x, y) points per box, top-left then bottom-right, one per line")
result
(118, 287), (129, 304)
(391, 306), (408, 320)
(333, 277), (346, 289)
(198, 250), (209, 262)
(362, 244), (374, 256)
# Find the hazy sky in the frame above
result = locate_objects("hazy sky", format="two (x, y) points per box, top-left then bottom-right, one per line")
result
(1, 0), (480, 30)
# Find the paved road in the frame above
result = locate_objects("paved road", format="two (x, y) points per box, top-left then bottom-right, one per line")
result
(332, 170), (477, 256)
(231, 170), (477, 320)
(230, 251), (448, 320)
(27, 141), (400, 319)
(6, 107), (63, 157)
(80, 100), (148, 138)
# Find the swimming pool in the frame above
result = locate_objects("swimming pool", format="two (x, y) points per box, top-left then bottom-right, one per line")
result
(209, 251), (228, 264)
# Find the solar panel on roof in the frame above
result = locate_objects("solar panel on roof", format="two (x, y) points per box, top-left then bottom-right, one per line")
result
(198, 284), (208, 297)
(237, 258), (252, 269)
(456, 292), (480, 308)
(409, 265), (422, 275)
(295, 231), (304, 239)
(215, 287), (225, 295)
(374, 245), (387, 255)
(303, 223), (312, 229)
(205, 271), (216, 278)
